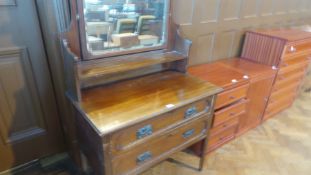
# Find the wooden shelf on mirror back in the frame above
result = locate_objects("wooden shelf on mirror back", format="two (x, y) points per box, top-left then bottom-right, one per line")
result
(242, 29), (311, 121)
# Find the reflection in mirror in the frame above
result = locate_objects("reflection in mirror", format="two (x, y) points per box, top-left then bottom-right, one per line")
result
(83, 0), (169, 56)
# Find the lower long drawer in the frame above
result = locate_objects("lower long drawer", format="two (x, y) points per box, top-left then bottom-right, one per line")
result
(111, 116), (209, 175)
(270, 82), (300, 102)
(273, 71), (305, 92)
(263, 95), (295, 121)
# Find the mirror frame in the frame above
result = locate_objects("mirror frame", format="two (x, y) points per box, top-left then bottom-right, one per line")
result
(77, 0), (173, 60)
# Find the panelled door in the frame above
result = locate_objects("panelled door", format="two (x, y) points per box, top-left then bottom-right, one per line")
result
(0, 0), (64, 172)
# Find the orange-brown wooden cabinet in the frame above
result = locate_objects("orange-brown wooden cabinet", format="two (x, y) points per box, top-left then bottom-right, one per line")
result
(242, 29), (311, 121)
(189, 62), (249, 153)
(218, 59), (277, 135)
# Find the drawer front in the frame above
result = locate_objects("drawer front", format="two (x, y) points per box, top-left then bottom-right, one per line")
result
(264, 95), (295, 121)
(266, 93), (296, 114)
(280, 53), (309, 67)
(110, 98), (212, 155)
(279, 59), (309, 74)
(213, 100), (247, 127)
(207, 125), (236, 150)
(111, 116), (208, 175)
(215, 84), (249, 109)
(273, 71), (305, 92)
(275, 66), (305, 83)
(210, 116), (239, 136)
(271, 83), (300, 102)
(283, 41), (311, 59)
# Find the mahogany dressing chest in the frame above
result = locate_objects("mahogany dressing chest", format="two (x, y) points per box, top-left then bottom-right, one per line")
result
(60, 0), (222, 174)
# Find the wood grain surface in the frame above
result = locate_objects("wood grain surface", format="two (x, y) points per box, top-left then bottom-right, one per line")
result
(76, 71), (222, 135)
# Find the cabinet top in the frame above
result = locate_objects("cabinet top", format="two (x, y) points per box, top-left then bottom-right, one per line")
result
(248, 29), (311, 42)
(218, 58), (277, 79)
(188, 62), (249, 91)
(75, 71), (222, 135)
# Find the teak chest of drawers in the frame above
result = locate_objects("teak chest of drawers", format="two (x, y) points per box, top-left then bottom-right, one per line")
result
(242, 29), (311, 120)
(189, 63), (249, 153)
(218, 58), (277, 135)
(70, 71), (222, 175)
(189, 58), (278, 153)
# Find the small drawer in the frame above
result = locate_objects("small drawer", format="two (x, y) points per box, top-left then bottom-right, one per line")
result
(215, 84), (249, 109)
(273, 71), (305, 92)
(283, 41), (311, 59)
(213, 100), (247, 127)
(210, 117), (239, 136)
(111, 116), (208, 175)
(110, 98), (212, 155)
(207, 125), (236, 151)
(264, 95), (295, 121)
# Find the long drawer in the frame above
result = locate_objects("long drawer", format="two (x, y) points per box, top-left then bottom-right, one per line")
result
(263, 94), (295, 121)
(270, 82), (300, 102)
(273, 71), (305, 92)
(213, 99), (247, 127)
(110, 98), (212, 155)
(280, 54), (309, 67)
(278, 59), (309, 74)
(111, 116), (209, 175)
(275, 65), (305, 83)
(215, 84), (249, 109)
(283, 41), (311, 60)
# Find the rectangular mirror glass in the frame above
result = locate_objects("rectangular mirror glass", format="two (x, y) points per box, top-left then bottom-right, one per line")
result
(83, 0), (169, 57)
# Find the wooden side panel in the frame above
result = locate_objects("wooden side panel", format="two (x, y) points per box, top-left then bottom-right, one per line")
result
(237, 75), (275, 135)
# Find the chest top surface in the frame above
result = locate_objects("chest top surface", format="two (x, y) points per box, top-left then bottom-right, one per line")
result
(188, 62), (249, 90)
(218, 58), (277, 79)
(77, 71), (222, 135)
(249, 29), (311, 42)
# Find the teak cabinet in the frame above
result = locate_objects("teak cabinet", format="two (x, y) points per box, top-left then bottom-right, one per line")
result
(242, 29), (311, 120)
(60, 0), (222, 174)
(189, 62), (250, 153)
(189, 58), (277, 153)
(218, 59), (277, 135)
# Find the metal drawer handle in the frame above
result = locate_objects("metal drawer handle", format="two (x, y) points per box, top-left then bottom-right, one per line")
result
(290, 46), (297, 52)
(183, 129), (195, 138)
(184, 106), (197, 119)
(229, 96), (236, 100)
(136, 125), (153, 139)
(137, 151), (152, 164)
(282, 63), (289, 67)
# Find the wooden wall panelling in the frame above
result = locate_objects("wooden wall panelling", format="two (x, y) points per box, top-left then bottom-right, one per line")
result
(0, 1), (66, 171)
(0, 48), (45, 145)
(171, 0), (311, 66)
(0, 0), (16, 6)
